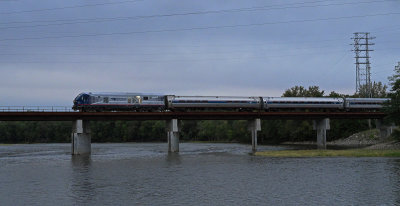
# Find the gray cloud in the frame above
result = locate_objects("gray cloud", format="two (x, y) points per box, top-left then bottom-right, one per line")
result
(0, 0), (399, 105)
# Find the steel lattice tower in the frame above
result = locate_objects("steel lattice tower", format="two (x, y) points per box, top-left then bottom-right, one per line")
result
(351, 32), (375, 97)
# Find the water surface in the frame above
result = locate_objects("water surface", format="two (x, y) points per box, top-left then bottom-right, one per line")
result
(0, 143), (399, 205)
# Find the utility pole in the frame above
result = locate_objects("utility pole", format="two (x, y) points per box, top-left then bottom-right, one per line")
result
(351, 32), (375, 97)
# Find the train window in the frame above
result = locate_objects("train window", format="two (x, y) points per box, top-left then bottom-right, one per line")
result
(104, 97), (109, 103)
(111, 97), (125, 101)
(135, 96), (142, 104)
(144, 96), (149, 100)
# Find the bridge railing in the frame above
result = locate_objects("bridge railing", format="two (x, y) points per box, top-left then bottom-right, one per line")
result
(0, 106), (75, 112)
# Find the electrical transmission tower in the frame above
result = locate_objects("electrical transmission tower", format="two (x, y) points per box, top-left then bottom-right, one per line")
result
(351, 32), (375, 97)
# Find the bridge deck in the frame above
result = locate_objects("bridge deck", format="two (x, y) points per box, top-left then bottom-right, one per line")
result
(0, 111), (386, 121)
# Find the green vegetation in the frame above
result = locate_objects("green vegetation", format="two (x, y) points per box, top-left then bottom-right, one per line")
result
(355, 82), (387, 98)
(282, 85), (324, 97)
(0, 121), (71, 143)
(384, 63), (400, 140)
(0, 118), (370, 144)
(255, 149), (400, 157)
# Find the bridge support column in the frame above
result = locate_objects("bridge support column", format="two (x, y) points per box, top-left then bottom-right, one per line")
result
(167, 119), (179, 153)
(72, 120), (91, 155)
(375, 119), (396, 139)
(248, 119), (261, 153)
(313, 118), (330, 150)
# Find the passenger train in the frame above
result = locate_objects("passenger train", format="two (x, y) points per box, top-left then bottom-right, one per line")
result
(72, 92), (389, 112)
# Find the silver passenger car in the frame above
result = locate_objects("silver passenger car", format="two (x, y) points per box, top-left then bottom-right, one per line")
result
(166, 95), (262, 110)
(263, 97), (344, 110)
(345, 98), (389, 110)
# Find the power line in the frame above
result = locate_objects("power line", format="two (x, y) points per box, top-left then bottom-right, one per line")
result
(0, 25), (393, 48)
(0, 0), (346, 17)
(0, 0), (144, 15)
(4, 45), (397, 57)
(0, 50), (362, 64)
(1, 12), (399, 42)
(0, 45), (347, 56)
(0, 0), (336, 16)
(0, 23), (396, 49)
(0, 0), (389, 30)
(0, 0), (346, 25)
(0, 38), (348, 48)
(1, 25), (399, 49)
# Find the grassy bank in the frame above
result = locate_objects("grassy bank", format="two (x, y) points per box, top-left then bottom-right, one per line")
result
(255, 149), (400, 157)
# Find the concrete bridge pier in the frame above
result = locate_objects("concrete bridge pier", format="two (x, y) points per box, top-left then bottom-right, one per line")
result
(375, 119), (396, 139)
(72, 120), (91, 155)
(313, 118), (330, 149)
(167, 119), (179, 153)
(248, 119), (261, 152)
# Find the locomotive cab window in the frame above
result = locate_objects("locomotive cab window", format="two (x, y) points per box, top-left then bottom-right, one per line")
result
(143, 96), (149, 100)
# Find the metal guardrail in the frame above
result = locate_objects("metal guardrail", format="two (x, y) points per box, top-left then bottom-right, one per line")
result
(0, 106), (75, 112)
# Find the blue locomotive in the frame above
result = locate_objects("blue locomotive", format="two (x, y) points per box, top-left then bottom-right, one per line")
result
(73, 92), (165, 112)
(73, 92), (389, 112)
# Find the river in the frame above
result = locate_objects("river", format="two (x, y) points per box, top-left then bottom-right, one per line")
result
(0, 143), (399, 205)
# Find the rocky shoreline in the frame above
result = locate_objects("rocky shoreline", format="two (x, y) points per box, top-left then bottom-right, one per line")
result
(281, 129), (400, 150)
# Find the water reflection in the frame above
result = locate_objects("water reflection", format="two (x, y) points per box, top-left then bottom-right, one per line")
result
(165, 153), (182, 166)
(70, 155), (95, 205)
(391, 159), (400, 205)
(71, 155), (91, 167)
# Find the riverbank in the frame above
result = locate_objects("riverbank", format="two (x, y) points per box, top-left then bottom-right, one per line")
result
(257, 129), (400, 157)
(256, 149), (400, 157)
(281, 129), (400, 149)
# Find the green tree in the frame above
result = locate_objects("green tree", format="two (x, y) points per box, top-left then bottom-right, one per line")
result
(385, 62), (400, 139)
(180, 120), (199, 141)
(355, 81), (388, 98)
(283, 86), (324, 97)
(307, 86), (325, 97)
(328, 91), (348, 98)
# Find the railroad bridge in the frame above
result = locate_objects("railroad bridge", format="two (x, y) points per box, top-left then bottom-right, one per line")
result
(0, 109), (394, 155)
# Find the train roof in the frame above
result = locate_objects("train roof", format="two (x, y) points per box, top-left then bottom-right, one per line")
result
(84, 92), (164, 96)
(173, 96), (259, 99)
(263, 97), (344, 102)
(345, 98), (390, 101)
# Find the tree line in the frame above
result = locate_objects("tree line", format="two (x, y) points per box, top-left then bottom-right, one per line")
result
(0, 118), (373, 144)
(0, 71), (399, 144)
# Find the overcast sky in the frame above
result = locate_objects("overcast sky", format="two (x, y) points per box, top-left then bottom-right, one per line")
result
(0, 0), (399, 105)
